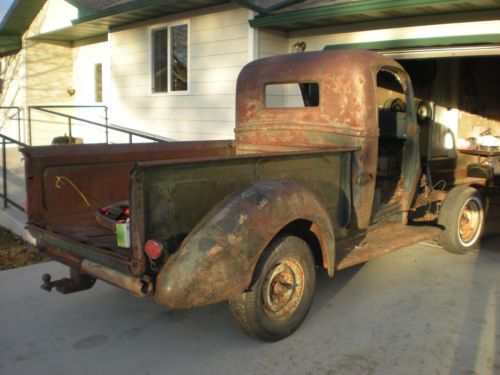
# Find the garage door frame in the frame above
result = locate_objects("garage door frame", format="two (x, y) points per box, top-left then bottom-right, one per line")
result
(324, 34), (500, 59)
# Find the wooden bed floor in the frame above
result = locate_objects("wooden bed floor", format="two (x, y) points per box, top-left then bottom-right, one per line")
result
(35, 212), (128, 257)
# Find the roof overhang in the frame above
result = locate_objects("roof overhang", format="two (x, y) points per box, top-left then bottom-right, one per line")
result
(28, 24), (108, 42)
(250, 0), (500, 31)
(0, 0), (45, 54)
(0, 36), (21, 56)
(30, 0), (231, 42)
(0, 0), (46, 35)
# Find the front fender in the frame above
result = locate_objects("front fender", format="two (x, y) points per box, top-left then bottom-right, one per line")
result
(153, 179), (335, 309)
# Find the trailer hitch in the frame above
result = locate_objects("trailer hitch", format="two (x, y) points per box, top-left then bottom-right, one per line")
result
(41, 269), (96, 294)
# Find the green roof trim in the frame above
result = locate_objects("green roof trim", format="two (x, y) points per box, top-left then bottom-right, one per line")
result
(64, 0), (94, 18)
(0, 36), (22, 55)
(0, 0), (46, 54)
(72, 0), (229, 25)
(0, 0), (46, 35)
(324, 33), (500, 51)
(29, 0), (230, 42)
(230, 0), (269, 15)
(250, 0), (500, 30)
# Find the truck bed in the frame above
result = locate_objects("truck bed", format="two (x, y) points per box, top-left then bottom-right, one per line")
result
(25, 142), (358, 274)
(24, 140), (234, 267)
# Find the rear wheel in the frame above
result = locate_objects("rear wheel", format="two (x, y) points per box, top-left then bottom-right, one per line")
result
(229, 235), (316, 341)
(438, 186), (484, 254)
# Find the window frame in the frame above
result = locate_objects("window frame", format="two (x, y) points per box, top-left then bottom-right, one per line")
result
(264, 81), (320, 109)
(86, 57), (106, 105)
(94, 62), (103, 103)
(149, 19), (190, 96)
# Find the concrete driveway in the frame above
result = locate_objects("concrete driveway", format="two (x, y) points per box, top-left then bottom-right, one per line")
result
(0, 237), (498, 375)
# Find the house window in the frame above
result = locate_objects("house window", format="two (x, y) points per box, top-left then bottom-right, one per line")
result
(151, 22), (189, 93)
(152, 28), (168, 93)
(95, 63), (103, 102)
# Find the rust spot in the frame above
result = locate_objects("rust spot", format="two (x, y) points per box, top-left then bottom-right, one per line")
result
(207, 244), (223, 257)
(257, 198), (268, 209)
(238, 213), (248, 224)
(227, 234), (243, 246)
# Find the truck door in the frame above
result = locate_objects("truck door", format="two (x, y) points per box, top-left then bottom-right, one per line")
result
(372, 68), (420, 223)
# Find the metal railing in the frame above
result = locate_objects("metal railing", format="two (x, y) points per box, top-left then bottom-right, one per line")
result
(0, 133), (27, 211)
(0, 105), (169, 212)
(0, 106), (25, 211)
(0, 106), (22, 142)
(28, 105), (108, 145)
(28, 105), (167, 145)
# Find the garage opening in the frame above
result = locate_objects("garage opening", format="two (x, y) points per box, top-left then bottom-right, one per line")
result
(396, 53), (500, 185)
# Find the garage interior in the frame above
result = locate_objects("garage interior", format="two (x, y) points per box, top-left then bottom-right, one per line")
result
(395, 51), (500, 186)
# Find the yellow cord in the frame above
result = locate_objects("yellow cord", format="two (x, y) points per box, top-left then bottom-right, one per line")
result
(54, 176), (90, 207)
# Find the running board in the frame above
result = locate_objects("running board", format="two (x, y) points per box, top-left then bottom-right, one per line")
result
(335, 223), (441, 270)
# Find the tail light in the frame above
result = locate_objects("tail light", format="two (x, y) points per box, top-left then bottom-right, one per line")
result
(144, 239), (163, 260)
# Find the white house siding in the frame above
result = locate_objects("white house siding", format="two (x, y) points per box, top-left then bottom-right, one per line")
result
(0, 40), (74, 146)
(0, 0), (78, 146)
(258, 29), (286, 59)
(0, 49), (26, 142)
(24, 39), (73, 146)
(72, 36), (109, 143)
(73, 37), (109, 105)
(0, 49), (27, 235)
(29, 0), (78, 35)
(109, 6), (250, 141)
(257, 29), (291, 107)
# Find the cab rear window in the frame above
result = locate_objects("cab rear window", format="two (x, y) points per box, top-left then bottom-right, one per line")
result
(265, 82), (319, 108)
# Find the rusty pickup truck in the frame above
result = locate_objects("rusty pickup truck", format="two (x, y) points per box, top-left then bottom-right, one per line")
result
(25, 51), (486, 341)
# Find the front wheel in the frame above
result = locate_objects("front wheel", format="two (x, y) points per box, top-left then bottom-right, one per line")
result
(229, 235), (316, 341)
(438, 186), (484, 254)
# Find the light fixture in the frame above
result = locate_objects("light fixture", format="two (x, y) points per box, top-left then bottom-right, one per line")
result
(292, 41), (306, 53)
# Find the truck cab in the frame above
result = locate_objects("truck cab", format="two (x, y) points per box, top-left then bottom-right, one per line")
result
(235, 50), (421, 230)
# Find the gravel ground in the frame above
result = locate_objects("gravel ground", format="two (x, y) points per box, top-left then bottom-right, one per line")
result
(0, 228), (47, 271)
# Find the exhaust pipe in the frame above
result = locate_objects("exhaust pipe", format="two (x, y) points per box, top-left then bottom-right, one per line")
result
(81, 259), (153, 297)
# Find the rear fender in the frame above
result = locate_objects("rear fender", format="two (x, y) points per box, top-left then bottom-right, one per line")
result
(153, 179), (335, 309)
